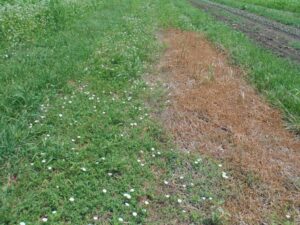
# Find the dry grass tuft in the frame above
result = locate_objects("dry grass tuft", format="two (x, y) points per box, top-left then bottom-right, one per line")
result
(154, 29), (300, 224)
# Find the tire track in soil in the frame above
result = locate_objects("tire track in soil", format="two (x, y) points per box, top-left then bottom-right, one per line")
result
(189, 0), (300, 62)
(152, 29), (300, 224)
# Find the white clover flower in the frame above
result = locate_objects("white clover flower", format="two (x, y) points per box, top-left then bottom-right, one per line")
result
(132, 212), (137, 217)
(93, 216), (98, 221)
(130, 189), (135, 192)
(194, 161), (199, 164)
(42, 159), (46, 163)
(157, 151), (161, 155)
(164, 180), (169, 185)
(179, 176), (184, 180)
(152, 154), (155, 157)
(144, 200), (149, 205)
(190, 183), (194, 187)
(108, 173), (112, 176)
(125, 202), (130, 207)
(140, 163), (145, 167)
(118, 217), (124, 222)
(182, 210), (186, 213)
(222, 172), (229, 179)
(52, 210), (57, 214)
(286, 214), (291, 219)
(177, 199), (182, 203)
(77, 136), (81, 139)
(218, 164), (222, 167)
(209, 197), (213, 200)
(20, 222), (26, 225)
(202, 197), (206, 200)
(137, 159), (141, 163)
(102, 189), (107, 193)
(123, 193), (131, 199)
(165, 194), (170, 198)
(30, 163), (34, 166)
(69, 197), (75, 202)
(41, 217), (48, 222)
(182, 184), (186, 188)
(59, 114), (63, 117)
(81, 167), (87, 172)
(71, 139), (75, 142)
(48, 166), (52, 170)
(151, 148), (155, 151)
(101, 157), (106, 160)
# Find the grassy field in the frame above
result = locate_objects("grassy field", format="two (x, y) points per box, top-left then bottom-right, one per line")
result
(234, 0), (300, 13)
(208, 0), (300, 27)
(0, 1), (227, 224)
(0, 0), (299, 224)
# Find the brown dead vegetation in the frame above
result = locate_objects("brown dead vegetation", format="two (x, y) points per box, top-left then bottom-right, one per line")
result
(152, 29), (300, 224)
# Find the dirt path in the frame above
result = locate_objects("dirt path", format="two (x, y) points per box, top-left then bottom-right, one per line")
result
(153, 29), (300, 224)
(189, 0), (300, 62)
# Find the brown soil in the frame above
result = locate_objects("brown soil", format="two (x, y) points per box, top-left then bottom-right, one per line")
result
(152, 29), (300, 224)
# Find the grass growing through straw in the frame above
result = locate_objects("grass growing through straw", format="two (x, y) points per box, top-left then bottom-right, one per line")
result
(162, 0), (300, 133)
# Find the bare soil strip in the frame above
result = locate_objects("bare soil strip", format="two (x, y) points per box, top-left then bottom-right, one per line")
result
(189, 0), (300, 62)
(154, 29), (300, 224)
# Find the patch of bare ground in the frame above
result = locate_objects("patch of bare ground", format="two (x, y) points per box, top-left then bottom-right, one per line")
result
(151, 29), (300, 224)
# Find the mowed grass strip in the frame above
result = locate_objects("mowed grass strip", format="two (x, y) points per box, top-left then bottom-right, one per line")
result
(0, 0), (227, 224)
(207, 0), (300, 27)
(220, 0), (300, 13)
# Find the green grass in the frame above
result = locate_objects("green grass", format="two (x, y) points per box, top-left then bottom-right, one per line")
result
(233, 0), (300, 13)
(207, 0), (300, 27)
(0, 0), (227, 224)
(0, 0), (299, 224)
(290, 41), (300, 50)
